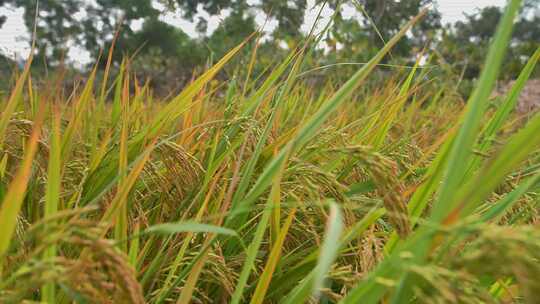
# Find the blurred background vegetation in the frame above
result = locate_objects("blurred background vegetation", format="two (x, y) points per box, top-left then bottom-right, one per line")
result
(0, 0), (539, 95)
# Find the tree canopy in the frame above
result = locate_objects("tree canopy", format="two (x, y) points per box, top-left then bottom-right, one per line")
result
(0, 0), (538, 86)
(439, 1), (539, 80)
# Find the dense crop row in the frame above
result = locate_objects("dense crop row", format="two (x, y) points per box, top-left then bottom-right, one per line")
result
(0, 0), (539, 302)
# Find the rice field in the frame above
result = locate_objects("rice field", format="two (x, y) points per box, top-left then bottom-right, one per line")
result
(1, 0), (540, 303)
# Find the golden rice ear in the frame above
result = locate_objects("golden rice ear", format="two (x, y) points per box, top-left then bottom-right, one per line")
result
(2, 213), (144, 304)
(408, 224), (540, 303)
(141, 140), (204, 213)
(331, 145), (411, 238)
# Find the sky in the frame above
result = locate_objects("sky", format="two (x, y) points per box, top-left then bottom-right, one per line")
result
(0, 0), (507, 64)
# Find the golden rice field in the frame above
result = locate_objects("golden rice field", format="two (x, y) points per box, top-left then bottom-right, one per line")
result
(1, 0), (539, 303)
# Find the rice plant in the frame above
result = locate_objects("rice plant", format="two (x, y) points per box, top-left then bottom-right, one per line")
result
(0, 0), (539, 303)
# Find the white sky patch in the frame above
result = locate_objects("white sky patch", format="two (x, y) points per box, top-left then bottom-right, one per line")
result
(437, 0), (508, 24)
(130, 18), (145, 32)
(0, 0), (508, 64)
(66, 44), (91, 69)
(300, 0), (334, 35)
(0, 6), (31, 60)
(155, 1), (231, 37)
(253, 10), (278, 39)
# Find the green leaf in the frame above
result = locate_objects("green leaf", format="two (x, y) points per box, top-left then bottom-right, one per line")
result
(145, 222), (238, 237)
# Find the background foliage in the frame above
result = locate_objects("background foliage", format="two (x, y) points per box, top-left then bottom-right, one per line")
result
(0, 1), (538, 87)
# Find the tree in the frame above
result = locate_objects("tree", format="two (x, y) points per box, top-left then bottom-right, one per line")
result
(127, 19), (206, 88)
(439, 2), (539, 80)
(0, 0), (162, 65)
(323, 0), (441, 64)
(206, 10), (257, 58)
(356, 0), (440, 55)
(161, 0), (307, 40)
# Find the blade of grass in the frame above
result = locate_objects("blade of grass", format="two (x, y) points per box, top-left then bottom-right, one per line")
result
(229, 9), (428, 228)
(429, 0), (521, 224)
(480, 170), (540, 222)
(82, 41), (249, 204)
(466, 47), (540, 176)
(61, 67), (97, 161)
(40, 105), (62, 303)
(0, 102), (45, 272)
(128, 222), (140, 269)
(250, 208), (297, 304)
(0, 55), (33, 150)
(341, 1), (522, 302)
(230, 150), (288, 304)
(390, 0), (523, 300)
(114, 70), (130, 252)
(446, 111), (540, 222)
(369, 53), (421, 148)
(145, 221), (238, 237)
(281, 201), (343, 304)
